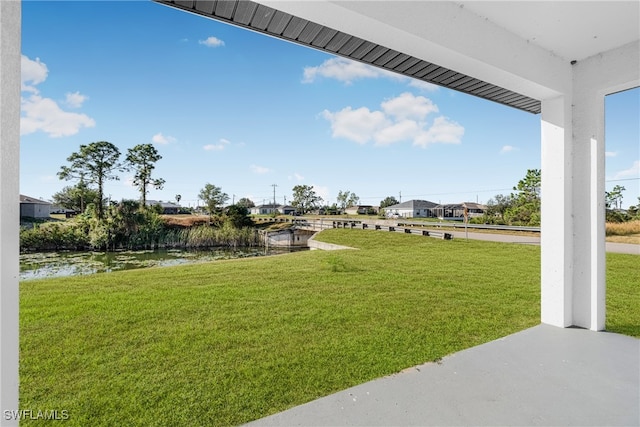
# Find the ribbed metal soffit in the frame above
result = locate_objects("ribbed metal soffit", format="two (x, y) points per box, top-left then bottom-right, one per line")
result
(155, 0), (542, 114)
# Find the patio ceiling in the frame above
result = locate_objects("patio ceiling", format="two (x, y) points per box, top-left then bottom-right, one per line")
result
(154, 0), (545, 114)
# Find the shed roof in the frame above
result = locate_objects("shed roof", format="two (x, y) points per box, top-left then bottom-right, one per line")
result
(20, 195), (51, 205)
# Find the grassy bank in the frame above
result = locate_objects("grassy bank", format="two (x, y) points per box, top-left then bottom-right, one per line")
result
(19, 230), (638, 426)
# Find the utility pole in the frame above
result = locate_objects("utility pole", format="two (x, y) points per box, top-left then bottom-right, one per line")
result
(232, 194), (235, 205)
(399, 191), (402, 203)
(271, 183), (278, 205)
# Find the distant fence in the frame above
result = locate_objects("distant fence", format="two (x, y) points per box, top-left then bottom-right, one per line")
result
(292, 219), (454, 240)
(253, 216), (540, 238)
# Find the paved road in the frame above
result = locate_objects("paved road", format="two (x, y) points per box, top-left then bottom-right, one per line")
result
(449, 230), (639, 255)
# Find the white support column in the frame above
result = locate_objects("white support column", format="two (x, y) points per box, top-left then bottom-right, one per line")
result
(541, 41), (638, 331)
(570, 65), (606, 331)
(540, 95), (573, 328)
(541, 75), (606, 331)
(0, 0), (21, 422)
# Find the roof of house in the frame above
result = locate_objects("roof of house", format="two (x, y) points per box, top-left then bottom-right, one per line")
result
(384, 199), (438, 210)
(254, 204), (281, 209)
(146, 200), (180, 209)
(462, 202), (487, 210)
(20, 195), (51, 205)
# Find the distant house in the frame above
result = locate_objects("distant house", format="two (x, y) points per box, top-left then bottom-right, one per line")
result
(145, 200), (181, 214)
(345, 205), (376, 215)
(20, 195), (51, 219)
(250, 204), (297, 215)
(382, 200), (438, 218)
(382, 200), (486, 220)
(432, 202), (486, 220)
(462, 202), (486, 218)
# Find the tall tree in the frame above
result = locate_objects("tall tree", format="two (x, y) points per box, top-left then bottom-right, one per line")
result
(125, 144), (165, 207)
(198, 183), (229, 215)
(236, 197), (255, 208)
(336, 190), (360, 210)
(505, 169), (541, 226)
(485, 194), (513, 222)
(291, 185), (323, 214)
(51, 181), (100, 213)
(379, 196), (399, 209)
(606, 185), (626, 210)
(58, 141), (123, 220)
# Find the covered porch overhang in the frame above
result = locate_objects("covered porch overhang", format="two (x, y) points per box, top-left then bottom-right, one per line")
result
(151, 0), (639, 330)
(1, 0), (639, 421)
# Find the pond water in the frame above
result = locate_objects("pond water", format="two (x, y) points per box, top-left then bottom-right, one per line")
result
(20, 247), (307, 281)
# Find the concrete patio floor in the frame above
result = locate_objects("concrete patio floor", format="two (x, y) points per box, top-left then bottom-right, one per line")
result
(247, 324), (639, 426)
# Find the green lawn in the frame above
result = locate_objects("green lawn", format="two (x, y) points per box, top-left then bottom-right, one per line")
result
(19, 229), (639, 426)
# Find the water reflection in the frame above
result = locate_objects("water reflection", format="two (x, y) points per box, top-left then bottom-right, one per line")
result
(20, 247), (306, 281)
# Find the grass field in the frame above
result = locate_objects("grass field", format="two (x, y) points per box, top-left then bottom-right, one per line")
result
(19, 229), (639, 426)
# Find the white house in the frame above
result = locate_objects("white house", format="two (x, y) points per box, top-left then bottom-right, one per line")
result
(250, 204), (296, 215)
(383, 200), (438, 218)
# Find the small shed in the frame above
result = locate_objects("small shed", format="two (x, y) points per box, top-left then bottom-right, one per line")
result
(20, 195), (51, 219)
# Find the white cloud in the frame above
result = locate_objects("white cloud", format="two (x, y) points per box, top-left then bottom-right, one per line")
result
(303, 57), (401, 85)
(21, 55), (48, 93)
(64, 91), (88, 108)
(203, 138), (230, 151)
(152, 132), (176, 145)
(408, 80), (439, 92)
(605, 151), (617, 157)
(20, 94), (95, 138)
(381, 92), (438, 120)
(500, 145), (516, 154)
(288, 173), (305, 181)
(413, 116), (465, 147)
(250, 164), (271, 174)
(19, 54), (96, 138)
(321, 93), (463, 148)
(321, 107), (389, 144)
(199, 36), (225, 47)
(374, 119), (420, 146)
(613, 160), (640, 180)
(302, 57), (439, 92)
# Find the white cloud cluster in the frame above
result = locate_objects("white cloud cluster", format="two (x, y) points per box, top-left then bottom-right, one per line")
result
(21, 55), (48, 93)
(152, 132), (177, 145)
(64, 91), (88, 108)
(302, 57), (404, 85)
(203, 138), (230, 151)
(250, 164), (271, 174)
(321, 92), (464, 147)
(500, 145), (516, 154)
(20, 55), (95, 138)
(302, 57), (439, 92)
(199, 36), (225, 48)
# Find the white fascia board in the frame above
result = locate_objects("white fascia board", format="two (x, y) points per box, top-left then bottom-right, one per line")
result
(256, 0), (570, 100)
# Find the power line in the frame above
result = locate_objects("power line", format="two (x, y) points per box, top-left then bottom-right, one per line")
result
(605, 178), (639, 183)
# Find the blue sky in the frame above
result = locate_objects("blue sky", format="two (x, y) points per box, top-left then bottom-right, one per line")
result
(20, 1), (639, 209)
